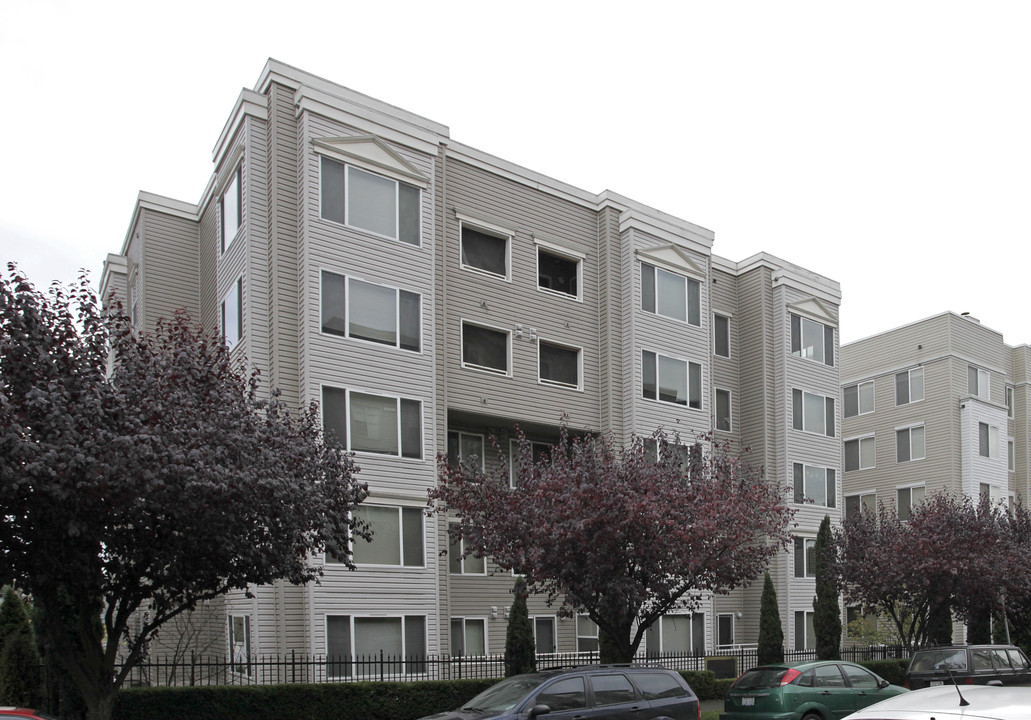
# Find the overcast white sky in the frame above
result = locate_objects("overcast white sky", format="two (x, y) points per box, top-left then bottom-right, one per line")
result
(2, 1), (1028, 345)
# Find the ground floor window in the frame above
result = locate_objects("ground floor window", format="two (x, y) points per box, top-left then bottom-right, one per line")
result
(326, 615), (426, 677)
(228, 615), (250, 675)
(794, 611), (815, 650)
(450, 617), (486, 657)
(717, 614), (735, 648)
(645, 612), (705, 656)
(533, 616), (557, 654)
(576, 615), (599, 652)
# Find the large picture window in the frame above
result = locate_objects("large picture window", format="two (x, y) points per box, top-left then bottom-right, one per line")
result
(327, 615), (426, 678)
(643, 350), (701, 409)
(792, 389), (835, 437)
(320, 157), (420, 245)
(350, 505), (423, 567)
(320, 271), (420, 351)
(641, 263), (700, 326)
(321, 386), (422, 459)
(793, 463), (836, 508)
(644, 613), (705, 656)
(791, 314), (834, 366)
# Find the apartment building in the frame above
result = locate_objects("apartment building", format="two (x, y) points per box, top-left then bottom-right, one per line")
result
(100, 59), (842, 669)
(841, 312), (1030, 519)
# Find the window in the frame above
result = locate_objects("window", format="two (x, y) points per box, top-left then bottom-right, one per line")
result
(844, 436), (876, 471)
(1010, 438), (1016, 472)
(576, 615), (599, 653)
(645, 613), (705, 656)
(321, 387), (422, 459)
(980, 483), (1000, 503)
(321, 157), (420, 245)
(537, 677), (587, 711)
(969, 366), (990, 400)
(714, 389), (732, 431)
(460, 224), (508, 278)
(896, 367), (924, 406)
(320, 271), (421, 351)
(539, 340), (581, 389)
(450, 618), (486, 657)
(844, 380), (875, 418)
(896, 424), (925, 463)
(793, 537), (817, 578)
(462, 322), (509, 374)
(537, 246), (580, 299)
(350, 505), (424, 567)
(641, 263), (700, 326)
(1007, 386), (1015, 418)
(220, 166), (241, 253)
(447, 431), (484, 472)
(592, 674), (637, 706)
(791, 314), (834, 366)
(448, 523), (485, 574)
(897, 484), (925, 521)
(794, 611), (815, 650)
(221, 277), (242, 350)
(717, 614), (734, 648)
(533, 616), (557, 654)
(793, 464), (835, 508)
(792, 389), (835, 437)
(844, 493), (876, 520)
(713, 314), (730, 358)
(327, 615), (426, 678)
(979, 422), (1000, 459)
(510, 440), (552, 488)
(643, 351), (701, 409)
(229, 615), (250, 675)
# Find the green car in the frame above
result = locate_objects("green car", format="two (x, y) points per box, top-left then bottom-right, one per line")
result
(721, 661), (907, 720)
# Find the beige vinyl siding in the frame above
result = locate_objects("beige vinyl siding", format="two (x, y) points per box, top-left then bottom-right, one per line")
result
(735, 265), (776, 475)
(265, 81), (302, 410)
(442, 158), (601, 431)
(710, 267), (741, 443)
(598, 205), (624, 438)
(134, 209), (201, 330)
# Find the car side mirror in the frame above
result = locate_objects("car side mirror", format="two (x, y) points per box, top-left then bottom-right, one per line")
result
(987, 680), (1003, 687)
(878, 679), (889, 689)
(528, 704), (552, 719)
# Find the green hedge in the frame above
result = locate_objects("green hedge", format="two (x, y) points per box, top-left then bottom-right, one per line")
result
(856, 659), (909, 686)
(112, 679), (496, 720)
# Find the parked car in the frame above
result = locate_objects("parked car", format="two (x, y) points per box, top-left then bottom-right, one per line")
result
(0, 710), (59, 720)
(417, 665), (699, 720)
(906, 645), (1031, 689)
(720, 661), (907, 720)
(842, 683), (1031, 720)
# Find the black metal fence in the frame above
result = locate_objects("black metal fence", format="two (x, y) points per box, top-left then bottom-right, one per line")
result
(119, 646), (909, 688)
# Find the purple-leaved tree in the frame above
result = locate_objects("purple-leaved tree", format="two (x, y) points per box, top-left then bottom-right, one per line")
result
(0, 268), (369, 720)
(430, 425), (794, 663)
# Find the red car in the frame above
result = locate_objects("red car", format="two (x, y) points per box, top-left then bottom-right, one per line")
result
(0, 709), (58, 720)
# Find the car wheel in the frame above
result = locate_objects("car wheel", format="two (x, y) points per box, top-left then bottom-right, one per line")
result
(801, 713), (822, 720)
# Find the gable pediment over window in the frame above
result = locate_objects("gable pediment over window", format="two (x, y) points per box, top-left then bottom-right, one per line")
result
(636, 245), (706, 282)
(313, 135), (428, 188)
(786, 297), (837, 328)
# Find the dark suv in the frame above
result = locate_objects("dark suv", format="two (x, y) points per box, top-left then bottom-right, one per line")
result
(418, 665), (699, 720)
(906, 645), (1031, 689)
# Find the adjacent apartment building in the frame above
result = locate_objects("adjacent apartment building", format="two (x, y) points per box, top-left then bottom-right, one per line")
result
(841, 312), (1030, 521)
(100, 59), (842, 670)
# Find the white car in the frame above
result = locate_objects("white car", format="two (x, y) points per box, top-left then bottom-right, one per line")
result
(843, 684), (1031, 720)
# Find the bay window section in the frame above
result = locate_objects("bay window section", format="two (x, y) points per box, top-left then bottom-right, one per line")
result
(793, 463), (836, 508)
(643, 351), (701, 409)
(792, 389), (835, 437)
(327, 615), (426, 678)
(221, 277), (243, 350)
(321, 386), (422, 459)
(350, 505), (424, 567)
(220, 166), (241, 252)
(320, 271), (421, 352)
(641, 263), (700, 326)
(791, 314), (834, 366)
(320, 157), (420, 245)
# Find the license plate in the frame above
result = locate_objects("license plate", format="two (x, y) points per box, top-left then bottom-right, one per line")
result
(930, 681), (943, 687)
(742, 698), (755, 706)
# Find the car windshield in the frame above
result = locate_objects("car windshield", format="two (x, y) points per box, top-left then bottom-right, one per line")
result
(462, 675), (547, 713)
(734, 667), (789, 690)
(911, 648), (968, 673)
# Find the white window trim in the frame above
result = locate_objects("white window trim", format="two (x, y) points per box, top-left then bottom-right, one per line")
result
(509, 439), (552, 489)
(895, 367), (924, 406)
(448, 523), (487, 576)
(844, 492), (877, 520)
(896, 483), (926, 519)
(221, 277), (243, 350)
(790, 313), (835, 366)
(319, 384), (424, 460)
(978, 422), (1001, 460)
(534, 237), (584, 302)
(844, 434), (876, 471)
(460, 319), (512, 377)
(537, 337), (583, 391)
(448, 431), (486, 472)
(642, 349), (703, 410)
(1010, 437), (1016, 472)
(576, 615), (600, 654)
(717, 613), (735, 649)
(794, 537), (818, 578)
(532, 615), (558, 655)
(1007, 386), (1015, 418)
(844, 379), (876, 417)
(318, 157), (423, 246)
(228, 614), (252, 676)
(458, 215), (512, 281)
(450, 616), (489, 657)
(641, 262), (702, 327)
(350, 504), (425, 569)
(792, 462), (836, 509)
(324, 614), (427, 679)
(714, 387), (732, 432)
(970, 366), (990, 400)
(793, 388), (835, 437)
(713, 312), (732, 359)
(219, 163), (242, 254)
(895, 422), (926, 462)
(319, 269), (422, 353)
